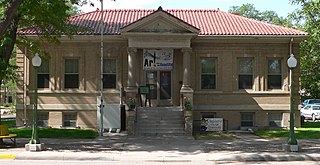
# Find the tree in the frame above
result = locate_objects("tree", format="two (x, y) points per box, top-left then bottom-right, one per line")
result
(290, 0), (320, 99)
(228, 3), (293, 27)
(0, 0), (99, 81)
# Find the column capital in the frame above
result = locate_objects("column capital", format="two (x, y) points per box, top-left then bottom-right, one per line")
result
(181, 48), (192, 54)
(127, 48), (138, 54)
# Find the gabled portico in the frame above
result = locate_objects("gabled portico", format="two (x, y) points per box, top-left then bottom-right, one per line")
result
(120, 7), (199, 107)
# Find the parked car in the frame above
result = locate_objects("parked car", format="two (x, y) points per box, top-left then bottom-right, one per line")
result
(301, 99), (320, 108)
(300, 104), (320, 121)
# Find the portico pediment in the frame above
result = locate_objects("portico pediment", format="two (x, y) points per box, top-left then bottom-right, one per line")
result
(121, 7), (199, 35)
(121, 7), (199, 48)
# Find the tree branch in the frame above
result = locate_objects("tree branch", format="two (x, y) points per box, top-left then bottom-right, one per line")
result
(0, 0), (23, 38)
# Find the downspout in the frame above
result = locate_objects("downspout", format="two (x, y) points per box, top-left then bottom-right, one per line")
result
(23, 47), (28, 126)
(99, 0), (104, 136)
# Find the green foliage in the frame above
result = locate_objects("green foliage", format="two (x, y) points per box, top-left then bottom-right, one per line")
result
(228, 3), (293, 27)
(8, 128), (99, 139)
(0, 120), (16, 126)
(290, 0), (320, 99)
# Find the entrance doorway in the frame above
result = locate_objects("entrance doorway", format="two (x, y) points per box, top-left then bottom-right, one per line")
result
(146, 71), (172, 106)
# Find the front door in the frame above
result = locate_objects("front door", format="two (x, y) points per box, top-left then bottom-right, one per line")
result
(146, 71), (172, 106)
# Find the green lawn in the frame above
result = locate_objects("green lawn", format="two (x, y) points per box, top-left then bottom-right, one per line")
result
(0, 120), (16, 126)
(254, 122), (320, 139)
(7, 127), (99, 139)
(0, 119), (98, 139)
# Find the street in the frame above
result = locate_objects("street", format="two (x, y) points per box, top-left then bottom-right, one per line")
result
(0, 160), (319, 165)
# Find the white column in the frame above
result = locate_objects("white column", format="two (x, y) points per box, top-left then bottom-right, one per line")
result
(127, 48), (138, 92)
(181, 48), (193, 92)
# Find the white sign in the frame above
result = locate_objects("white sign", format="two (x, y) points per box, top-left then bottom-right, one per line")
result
(204, 118), (223, 131)
(143, 49), (173, 70)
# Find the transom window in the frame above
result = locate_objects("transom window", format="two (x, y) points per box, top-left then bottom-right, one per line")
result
(103, 59), (116, 89)
(201, 58), (216, 89)
(64, 59), (79, 89)
(268, 59), (282, 89)
(238, 58), (253, 89)
(37, 60), (49, 88)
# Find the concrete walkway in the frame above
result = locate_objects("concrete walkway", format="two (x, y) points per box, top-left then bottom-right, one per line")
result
(1, 132), (320, 162)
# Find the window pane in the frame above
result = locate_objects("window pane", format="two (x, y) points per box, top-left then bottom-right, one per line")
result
(201, 58), (215, 73)
(268, 75), (281, 89)
(239, 58), (253, 74)
(239, 75), (252, 89)
(38, 74), (49, 88)
(103, 59), (116, 73)
(65, 59), (79, 73)
(103, 74), (116, 88)
(201, 75), (216, 89)
(201, 58), (216, 89)
(38, 60), (49, 73)
(268, 60), (281, 74)
(65, 74), (79, 88)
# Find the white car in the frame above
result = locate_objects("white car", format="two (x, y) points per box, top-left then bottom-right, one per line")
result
(300, 104), (320, 121)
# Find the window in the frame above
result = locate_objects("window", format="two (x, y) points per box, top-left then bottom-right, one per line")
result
(63, 113), (77, 127)
(37, 113), (49, 127)
(241, 113), (254, 127)
(201, 58), (216, 89)
(64, 59), (79, 89)
(37, 60), (49, 88)
(268, 59), (282, 89)
(238, 58), (253, 89)
(103, 59), (116, 89)
(269, 113), (282, 127)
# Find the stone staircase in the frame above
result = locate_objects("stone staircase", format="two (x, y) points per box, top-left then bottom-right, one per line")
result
(135, 106), (186, 136)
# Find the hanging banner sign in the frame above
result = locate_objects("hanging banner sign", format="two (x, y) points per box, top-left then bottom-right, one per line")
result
(143, 49), (173, 70)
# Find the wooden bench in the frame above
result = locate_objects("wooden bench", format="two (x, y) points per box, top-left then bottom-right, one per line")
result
(0, 125), (17, 145)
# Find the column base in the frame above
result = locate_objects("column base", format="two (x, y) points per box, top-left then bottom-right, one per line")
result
(180, 85), (194, 93)
(282, 144), (301, 152)
(25, 143), (45, 152)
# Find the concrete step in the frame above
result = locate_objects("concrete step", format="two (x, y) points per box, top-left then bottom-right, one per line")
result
(135, 106), (185, 136)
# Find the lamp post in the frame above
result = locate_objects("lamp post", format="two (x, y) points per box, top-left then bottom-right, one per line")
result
(30, 53), (41, 144)
(287, 53), (298, 145)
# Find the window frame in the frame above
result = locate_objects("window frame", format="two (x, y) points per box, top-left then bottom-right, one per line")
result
(200, 58), (217, 90)
(238, 58), (254, 90)
(103, 58), (117, 89)
(64, 58), (79, 89)
(37, 112), (49, 128)
(37, 60), (50, 89)
(63, 112), (77, 128)
(241, 112), (254, 127)
(267, 59), (283, 90)
(268, 113), (282, 127)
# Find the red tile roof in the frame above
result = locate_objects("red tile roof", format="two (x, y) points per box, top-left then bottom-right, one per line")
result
(19, 9), (307, 36)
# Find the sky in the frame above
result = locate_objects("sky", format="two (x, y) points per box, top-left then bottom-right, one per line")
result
(80, 0), (300, 17)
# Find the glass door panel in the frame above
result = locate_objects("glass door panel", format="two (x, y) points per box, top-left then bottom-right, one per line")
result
(160, 71), (171, 100)
(146, 71), (157, 99)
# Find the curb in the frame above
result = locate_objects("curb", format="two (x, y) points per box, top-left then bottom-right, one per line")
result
(11, 152), (320, 162)
(0, 153), (16, 160)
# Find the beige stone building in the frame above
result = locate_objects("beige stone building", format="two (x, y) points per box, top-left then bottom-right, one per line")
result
(16, 7), (307, 133)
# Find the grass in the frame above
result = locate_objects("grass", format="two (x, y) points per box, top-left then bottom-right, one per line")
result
(5, 127), (99, 139)
(0, 119), (99, 139)
(254, 122), (320, 139)
(194, 131), (238, 140)
(0, 120), (16, 126)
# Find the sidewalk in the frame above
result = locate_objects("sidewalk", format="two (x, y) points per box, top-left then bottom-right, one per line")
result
(1, 132), (320, 162)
